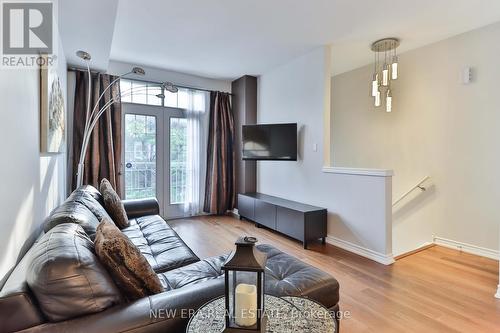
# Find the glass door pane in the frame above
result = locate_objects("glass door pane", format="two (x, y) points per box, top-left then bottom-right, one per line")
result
(122, 104), (187, 219)
(124, 114), (157, 199)
(169, 118), (187, 204)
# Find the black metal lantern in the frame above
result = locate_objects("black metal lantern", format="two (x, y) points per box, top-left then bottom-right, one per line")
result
(222, 236), (267, 332)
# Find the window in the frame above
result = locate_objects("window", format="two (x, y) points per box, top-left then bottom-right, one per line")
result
(120, 79), (132, 103)
(124, 114), (157, 200)
(120, 79), (165, 106)
(170, 118), (187, 204)
(131, 81), (147, 104)
(164, 90), (178, 107)
(120, 79), (189, 108)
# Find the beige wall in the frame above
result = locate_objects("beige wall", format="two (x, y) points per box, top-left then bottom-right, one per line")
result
(257, 47), (394, 263)
(332, 22), (500, 256)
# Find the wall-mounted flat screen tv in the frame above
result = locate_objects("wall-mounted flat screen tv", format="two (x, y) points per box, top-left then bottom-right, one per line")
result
(242, 123), (297, 161)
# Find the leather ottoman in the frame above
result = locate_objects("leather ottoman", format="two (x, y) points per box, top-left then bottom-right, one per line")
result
(157, 243), (340, 313)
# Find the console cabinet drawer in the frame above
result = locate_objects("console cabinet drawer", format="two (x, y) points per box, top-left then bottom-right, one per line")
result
(277, 207), (304, 241)
(238, 194), (255, 220)
(255, 200), (276, 229)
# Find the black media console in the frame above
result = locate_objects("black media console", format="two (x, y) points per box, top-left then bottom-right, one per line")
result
(237, 193), (327, 249)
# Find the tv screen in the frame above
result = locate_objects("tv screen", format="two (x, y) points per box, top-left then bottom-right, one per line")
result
(242, 123), (297, 161)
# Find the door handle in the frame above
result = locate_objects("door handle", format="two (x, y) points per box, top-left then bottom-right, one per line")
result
(125, 162), (133, 169)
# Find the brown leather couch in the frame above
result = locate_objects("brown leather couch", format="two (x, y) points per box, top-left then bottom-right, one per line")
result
(0, 186), (340, 333)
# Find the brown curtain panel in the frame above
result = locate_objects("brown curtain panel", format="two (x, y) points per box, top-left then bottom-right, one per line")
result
(71, 71), (122, 194)
(203, 92), (236, 214)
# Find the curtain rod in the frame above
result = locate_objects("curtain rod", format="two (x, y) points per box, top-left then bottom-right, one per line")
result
(67, 66), (233, 96)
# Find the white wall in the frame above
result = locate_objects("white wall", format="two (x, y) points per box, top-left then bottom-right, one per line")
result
(257, 46), (394, 263)
(332, 22), (500, 257)
(0, 38), (67, 279)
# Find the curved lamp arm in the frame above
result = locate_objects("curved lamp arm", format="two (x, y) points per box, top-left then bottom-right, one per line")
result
(75, 53), (148, 188)
(75, 82), (167, 188)
(83, 72), (133, 136)
(79, 88), (159, 159)
(76, 97), (116, 187)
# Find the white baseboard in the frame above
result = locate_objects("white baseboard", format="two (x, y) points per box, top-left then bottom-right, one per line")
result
(433, 236), (499, 260)
(394, 242), (434, 260)
(326, 235), (395, 265)
(325, 235), (499, 298)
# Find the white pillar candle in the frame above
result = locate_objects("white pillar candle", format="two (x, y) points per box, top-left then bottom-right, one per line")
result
(234, 283), (257, 327)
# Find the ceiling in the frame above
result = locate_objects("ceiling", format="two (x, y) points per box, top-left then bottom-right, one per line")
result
(59, 0), (119, 72)
(60, 0), (500, 80)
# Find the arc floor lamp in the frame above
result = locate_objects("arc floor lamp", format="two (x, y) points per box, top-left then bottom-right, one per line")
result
(74, 50), (178, 188)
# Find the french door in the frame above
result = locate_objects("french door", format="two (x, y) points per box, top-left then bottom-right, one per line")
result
(122, 103), (188, 219)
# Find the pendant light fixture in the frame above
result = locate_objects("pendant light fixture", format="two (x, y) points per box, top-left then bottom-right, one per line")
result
(375, 90), (381, 107)
(370, 38), (400, 111)
(371, 50), (379, 97)
(371, 73), (379, 97)
(386, 89), (392, 112)
(391, 57), (398, 80)
(382, 64), (389, 86)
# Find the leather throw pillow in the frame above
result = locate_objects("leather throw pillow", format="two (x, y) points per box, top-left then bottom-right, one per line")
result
(94, 219), (164, 300)
(99, 178), (129, 229)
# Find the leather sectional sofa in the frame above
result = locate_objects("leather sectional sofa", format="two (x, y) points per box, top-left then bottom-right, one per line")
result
(0, 186), (340, 332)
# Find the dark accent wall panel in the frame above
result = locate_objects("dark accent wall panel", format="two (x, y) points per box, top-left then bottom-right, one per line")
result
(232, 75), (257, 200)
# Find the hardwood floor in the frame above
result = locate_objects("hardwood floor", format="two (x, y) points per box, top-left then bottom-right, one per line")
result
(170, 215), (500, 333)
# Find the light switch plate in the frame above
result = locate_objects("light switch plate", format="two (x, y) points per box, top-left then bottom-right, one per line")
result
(461, 67), (472, 84)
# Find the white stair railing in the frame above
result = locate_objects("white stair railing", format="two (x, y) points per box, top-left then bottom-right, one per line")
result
(392, 176), (430, 207)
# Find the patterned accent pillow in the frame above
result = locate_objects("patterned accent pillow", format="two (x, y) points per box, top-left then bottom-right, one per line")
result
(94, 219), (164, 300)
(99, 178), (129, 229)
